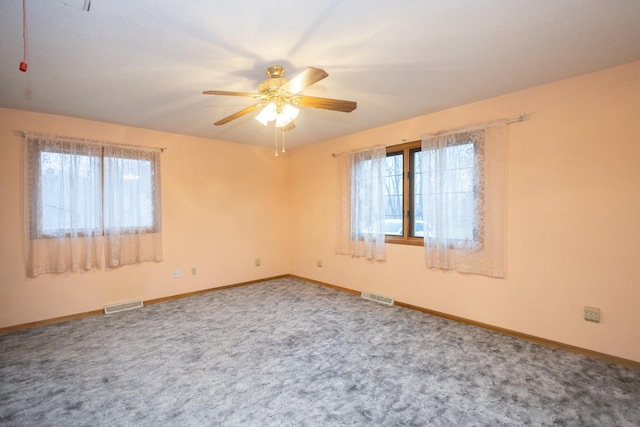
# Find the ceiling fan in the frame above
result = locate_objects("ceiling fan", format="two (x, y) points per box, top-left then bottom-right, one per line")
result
(203, 65), (357, 129)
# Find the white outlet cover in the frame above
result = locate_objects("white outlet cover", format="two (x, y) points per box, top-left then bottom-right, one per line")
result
(173, 269), (182, 278)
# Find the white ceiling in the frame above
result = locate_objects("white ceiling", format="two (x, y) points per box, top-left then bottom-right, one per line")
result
(1, 1), (639, 149)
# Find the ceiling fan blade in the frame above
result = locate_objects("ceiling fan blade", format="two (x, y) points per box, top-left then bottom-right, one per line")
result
(280, 67), (329, 95)
(214, 103), (262, 126)
(203, 90), (260, 98)
(297, 95), (357, 112)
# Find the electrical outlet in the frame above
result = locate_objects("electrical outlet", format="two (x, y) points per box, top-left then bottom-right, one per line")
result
(191, 267), (196, 275)
(255, 258), (261, 267)
(173, 269), (182, 279)
(317, 259), (323, 268)
(584, 306), (600, 323)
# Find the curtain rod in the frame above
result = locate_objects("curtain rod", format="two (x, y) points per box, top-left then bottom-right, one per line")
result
(332, 113), (527, 158)
(20, 130), (167, 152)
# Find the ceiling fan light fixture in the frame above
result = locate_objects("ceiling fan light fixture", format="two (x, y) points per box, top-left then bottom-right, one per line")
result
(255, 102), (277, 126)
(256, 101), (299, 128)
(275, 104), (299, 128)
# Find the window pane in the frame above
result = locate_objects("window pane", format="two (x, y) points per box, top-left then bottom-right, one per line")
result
(423, 141), (476, 242)
(104, 157), (154, 230)
(411, 149), (424, 237)
(446, 143), (475, 241)
(40, 150), (101, 234)
(384, 153), (403, 235)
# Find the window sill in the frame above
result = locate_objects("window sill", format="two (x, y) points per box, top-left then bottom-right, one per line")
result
(385, 236), (424, 246)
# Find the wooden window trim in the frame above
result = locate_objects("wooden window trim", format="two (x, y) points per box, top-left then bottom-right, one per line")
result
(385, 140), (424, 247)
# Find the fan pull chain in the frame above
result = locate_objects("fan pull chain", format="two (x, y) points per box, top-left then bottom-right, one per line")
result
(274, 123), (278, 157)
(281, 128), (286, 153)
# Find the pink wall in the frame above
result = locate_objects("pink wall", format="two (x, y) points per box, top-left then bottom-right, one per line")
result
(289, 62), (640, 362)
(0, 109), (291, 327)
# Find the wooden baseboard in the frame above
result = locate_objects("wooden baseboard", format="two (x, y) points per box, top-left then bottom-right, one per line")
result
(289, 274), (361, 296)
(145, 274), (289, 305)
(0, 309), (105, 334)
(292, 275), (640, 371)
(0, 274), (288, 335)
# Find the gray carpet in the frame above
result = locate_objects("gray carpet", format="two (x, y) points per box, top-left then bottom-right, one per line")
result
(1, 277), (639, 426)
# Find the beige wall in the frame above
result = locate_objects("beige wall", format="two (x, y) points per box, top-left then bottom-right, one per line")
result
(0, 109), (291, 327)
(289, 62), (640, 362)
(1, 62), (639, 363)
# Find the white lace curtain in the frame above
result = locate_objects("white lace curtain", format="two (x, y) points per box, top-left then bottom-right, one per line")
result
(335, 146), (387, 260)
(420, 121), (506, 277)
(103, 145), (163, 267)
(25, 135), (103, 276)
(24, 133), (162, 277)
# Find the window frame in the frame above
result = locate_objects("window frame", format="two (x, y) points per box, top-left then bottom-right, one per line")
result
(30, 144), (160, 239)
(102, 151), (160, 234)
(384, 138), (483, 248)
(385, 140), (424, 246)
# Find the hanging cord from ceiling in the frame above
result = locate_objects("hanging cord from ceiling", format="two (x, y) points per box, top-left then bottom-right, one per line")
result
(19, 0), (92, 72)
(19, 0), (27, 72)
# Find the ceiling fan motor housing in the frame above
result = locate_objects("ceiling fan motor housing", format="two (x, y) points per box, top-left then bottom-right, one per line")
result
(258, 77), (288, 95)
(265, 65), (286, 79)
(259, 66), (298, 108)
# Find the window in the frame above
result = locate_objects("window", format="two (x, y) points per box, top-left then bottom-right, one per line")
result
(25, 134), (162, 277)
(37, 144), (103, 237)
(383, 140), (425, 246)
(385, 135), (483, 247)
(103, 147), (160, 233)
(335, 146), (386, 260)
(421, 133), (481, 248)
(33, 145), (160, 236)
(337, 121), (506, 277)
(421, 122), (507, 277)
